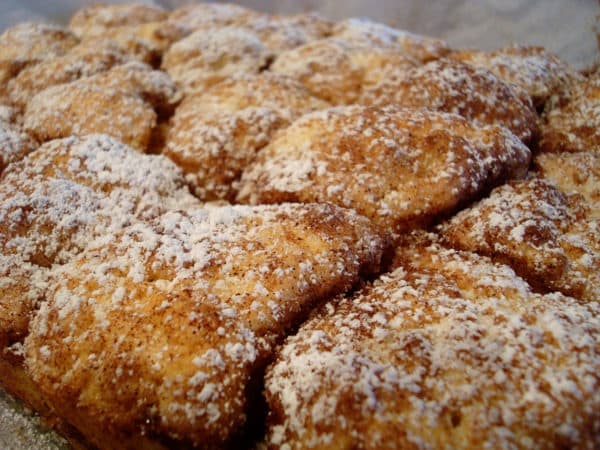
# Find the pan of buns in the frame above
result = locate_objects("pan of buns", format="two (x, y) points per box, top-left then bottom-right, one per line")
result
(0, 2), (598, 449)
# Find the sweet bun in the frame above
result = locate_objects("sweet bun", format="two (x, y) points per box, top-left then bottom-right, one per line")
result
(8, 42), (132, 109)
(451, 45), (583, 108)
(332, 17), (449, 62)
(236, 12), (333, 53)
(360, 58), (538, 144)
(440, 178), (599, 302)
(538, 74), (600, 153)
(167, 2), (257, 36)
(164, 73), (328, 201)
(533, 151), (600, 214)
(0, 3), (597, 449)
(0, 121), (37, 174)
(25, 203), (387, 448)
(23, 62), (177, 151)
(270, 38), (364, 104)
(162, 27), (272, 95)
(0, 22), (79, 72)
(238, 105), (531, 236)
(265, 240), (600, 449)
(68, 3), (168, 37)
(0, 133), (198, 347)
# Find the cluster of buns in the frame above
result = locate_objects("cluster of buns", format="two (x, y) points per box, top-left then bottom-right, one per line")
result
(0, 2), (598, 449)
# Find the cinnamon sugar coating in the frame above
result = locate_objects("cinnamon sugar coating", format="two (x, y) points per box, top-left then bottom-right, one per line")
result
(451, 45), (583, 108)
(23, 62), (178, 151)
(0, 134), (197, 347)
(0, 122), (37, 175)
(25, 203), (387, 447)
(0, 22), (79, 71)
(68, 3), (168, 37)
(264, 240), (600, 449)
(538, 75), (600, 154)
(236, 12), (333, 53)
(162, 27), (272, 95)
(164, 73), (328, 201)
(440, 178), (599, 302)
(167, 2), (258, 35)
(534, 152), (600, 215)
(360, 59), (538, 144)
(270, 37), (418, 105)
(332, 17), (449, 62)
(238, 105), (531, 236)
(8, 42), (132, 109)
(0, 3), (597, 449)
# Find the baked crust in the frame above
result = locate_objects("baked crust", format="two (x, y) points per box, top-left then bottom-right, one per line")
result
(538, 74), (600, 154)
(451, 45), (583, 108)
(23, 62), (178, 151)
(0, 3), (597, 449)
(265, 239), (600, 449)
(533, 151), (600, 215)
(164, 73), (327, 201)
(0, 134), (197, 348)
(440, 178), (599, 302)
(238, 105), (530, 236)
(360, 58), (538, 144)
(25, 203), (387, 448)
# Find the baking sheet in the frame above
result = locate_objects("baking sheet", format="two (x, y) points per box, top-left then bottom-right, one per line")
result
(0, 0), (598, 448)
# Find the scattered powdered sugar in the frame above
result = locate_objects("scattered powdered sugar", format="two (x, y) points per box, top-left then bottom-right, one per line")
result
(164, 72), (328, 201)
(539, 74), (600, 153)
(0, 133), (198, 347)
(440, 177), (599, 302)
(162, 27), (272, 95)
(0, 122), (37, 174)
(332, 17), (449, 62)
(238, 105), (530, 238)
(360, 58), (538, 144)
(265, 243), (600, 448)
(451, 44), (584, 107)
(534, 151), (600, 217)
(0, 22), (78, 65)
(25, 201), (387, 445)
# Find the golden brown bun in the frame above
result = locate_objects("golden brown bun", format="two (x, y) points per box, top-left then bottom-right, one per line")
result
(23, 62), (178, 151)
(266, 240), (600, 449)
(8, 42), (132, 109)
(270, 38), (364, 104)
(167, 2), (258, 35)
(360, 58), (538, 144)
(439, 178), (599, 302)
(164, 73), (328, 201)
(238, 105), (531, 236)
(269, 37), (418, 105)
(25, 203), (388, 448)
(68, 3), (168, 36)
(0, 134), (198, 347)
(0, 121), (37, 174)
(451, 45), (583, 108)
(162, 27), (272, 95)
(534, 151), (600, 215)
(0, 22), (79, 72)
(332, 17), (450, 62)
(538, 75), (600, 153)
(235, 12), (333, 53)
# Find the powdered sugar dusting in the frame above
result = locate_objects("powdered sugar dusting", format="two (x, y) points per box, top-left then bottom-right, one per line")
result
(360, 58), (538, 144)
(265, 243), (600, 448)
(238, 105), (530, 237)
(440, 178), (599, 302)
(25, 202), (387, 445)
